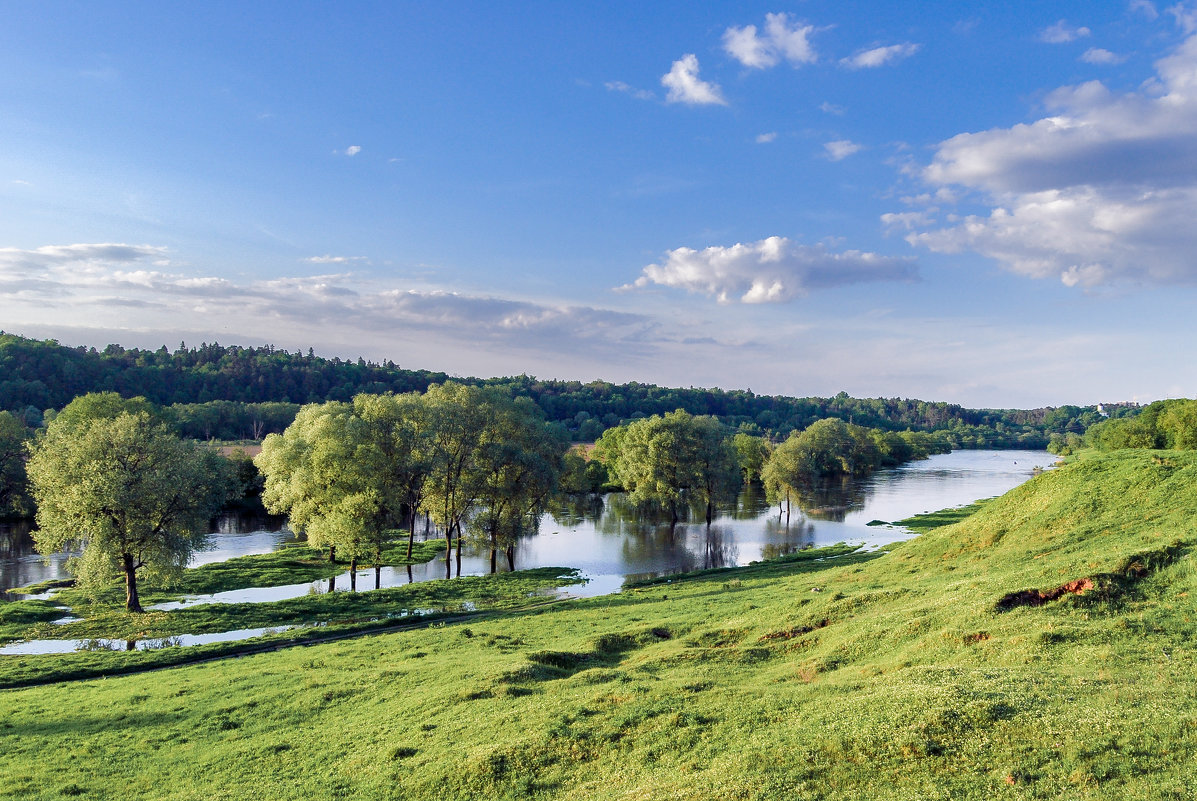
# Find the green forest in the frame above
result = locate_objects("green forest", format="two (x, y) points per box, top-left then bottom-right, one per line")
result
(0, 332), (1106, 445)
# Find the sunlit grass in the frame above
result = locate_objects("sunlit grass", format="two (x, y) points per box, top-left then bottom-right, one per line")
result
(1, 450), (1195, 799)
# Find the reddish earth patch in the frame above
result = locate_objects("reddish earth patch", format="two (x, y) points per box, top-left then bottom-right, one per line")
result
(963, 631), (991, 645)
(996, 578), (1094, 611)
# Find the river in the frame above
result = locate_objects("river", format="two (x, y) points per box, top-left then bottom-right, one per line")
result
(0, 449), (1054, 603)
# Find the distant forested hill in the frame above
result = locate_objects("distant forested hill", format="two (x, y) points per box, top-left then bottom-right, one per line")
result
(0, 332), (1101, 445)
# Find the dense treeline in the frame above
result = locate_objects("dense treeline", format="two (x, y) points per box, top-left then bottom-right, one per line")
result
(0, 332), (1102, 445)
(1051, 398), (1197, 455)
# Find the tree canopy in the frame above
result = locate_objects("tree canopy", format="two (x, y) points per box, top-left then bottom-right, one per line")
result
(26, 402), (232, 611)
(600, 410), (741, 525)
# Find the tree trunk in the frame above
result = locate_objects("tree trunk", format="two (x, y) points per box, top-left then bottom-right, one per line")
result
(122, 552), (142, 613)
(375, 565), (381, 590)
(506, 545), (515, 572)
(328, 544), (337, 564)
(407, 511), (415, 559)
(489, 530), (497, 574)
(705, 499), (714, 525)
(455, 522), (463, 576)
(328, 575), (336, 593)
(349, 556), (357, 592)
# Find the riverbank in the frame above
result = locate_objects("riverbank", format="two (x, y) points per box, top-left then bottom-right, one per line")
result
(1, 449), (1193, 798)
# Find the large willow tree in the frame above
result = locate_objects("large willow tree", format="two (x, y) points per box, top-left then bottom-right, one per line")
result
(27, 400), (232, 612)
(606, 410), (740, 526)
(466, 396), (566, 571)
(257, 400), (408, 590)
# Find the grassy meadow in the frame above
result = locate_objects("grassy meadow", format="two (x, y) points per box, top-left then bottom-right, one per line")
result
(1, 449), (1195, 799)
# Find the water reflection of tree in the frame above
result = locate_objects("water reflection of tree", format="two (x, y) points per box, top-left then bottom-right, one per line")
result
(693, 524), (738, 569)
(548, 494), (605, 527)
(211, 512), (289, 535)
(722, 484), (772, 520)
(786, 476), (869, 522)
(760, 517), (816, 559)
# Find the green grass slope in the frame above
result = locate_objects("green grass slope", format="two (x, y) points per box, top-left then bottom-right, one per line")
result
(2, 450), (1195, 800)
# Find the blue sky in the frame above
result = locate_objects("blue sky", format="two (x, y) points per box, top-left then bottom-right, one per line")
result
(2, 1), (1195, 408)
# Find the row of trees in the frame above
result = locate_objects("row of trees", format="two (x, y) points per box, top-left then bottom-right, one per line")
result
(761, 419), (948, 518)
(256, 384), (567, 582)
(1053, 399), (1197, 454)
(589, 413), (949, 528)
(0, 332), (1102, 445)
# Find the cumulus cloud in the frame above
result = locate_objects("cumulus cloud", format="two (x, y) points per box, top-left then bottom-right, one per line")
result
(620, 236), (916, 303)
(345, 145), (362, 156)
(839, 42), (920, 69)
(1039, 20), (1091, 43)
(756, 132), (778, 143)
(1081, 47), (1127, 65)
(722, 13), (817, 68)
(824, 139), (863, 160)
(895, 34), (1197, 287)
(661, 54), (726, 105)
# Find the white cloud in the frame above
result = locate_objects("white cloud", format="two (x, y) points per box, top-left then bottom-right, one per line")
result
(1170, 3), (1197, 33)
(840, 42), (921, 69)
(621, 236), (916, 303)
(605, 80), (654, 100)
(303, 255), (367, 264)
(1039, 20), (1091, 44)
(345, 145), (362, 156)
(0, 243), (168, 274)
(1081, 47), (1127, 65)
(661, 54), (727, 106)
(1131, 0), (1159, 20)
(0, 244), (660, 366)
(756, 132), (778, 143)
(824, 139), (863, 160)
(819, 101), (845, 115)
(898, 34), (1197, 287)
(722, 13), (817, 69)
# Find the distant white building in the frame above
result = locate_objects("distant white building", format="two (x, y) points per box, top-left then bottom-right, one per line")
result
(1096, 401), (1140, 417)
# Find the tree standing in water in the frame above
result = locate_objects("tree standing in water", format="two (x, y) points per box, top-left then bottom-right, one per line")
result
(27, 399), (231, 612)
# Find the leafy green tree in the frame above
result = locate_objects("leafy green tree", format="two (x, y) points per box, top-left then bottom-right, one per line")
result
(352, 392), (433, 562)
(1157, 399), (1197, 450)
(256, 401), (399, 589)
(46, 392), (160, 431)
(0, 411), (32, 518)
(611, 410), (740, 526)
(467, 398), (566, 571)
(420, 382), (495, 571)
(26, 411), (232, 612)
(732, 432), (770, 484)
(559, 448), (608, 494)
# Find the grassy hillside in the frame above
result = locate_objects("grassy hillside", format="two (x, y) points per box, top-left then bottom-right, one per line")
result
(2, 450), (1195, 799)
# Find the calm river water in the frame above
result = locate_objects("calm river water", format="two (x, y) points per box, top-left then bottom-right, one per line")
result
(0, 449), (1054, 603)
